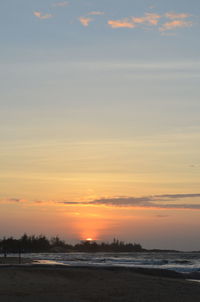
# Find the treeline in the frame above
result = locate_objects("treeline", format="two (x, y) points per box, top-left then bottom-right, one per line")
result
(0, 234), (144, 253)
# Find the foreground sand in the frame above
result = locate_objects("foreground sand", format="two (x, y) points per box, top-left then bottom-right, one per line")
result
(0, 265), (200, 302)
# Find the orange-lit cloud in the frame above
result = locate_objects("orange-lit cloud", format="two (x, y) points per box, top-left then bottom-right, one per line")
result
(107, 12), (194, 32)
(133, 13), (161, 25)
(108, 13), (161, 29)
(108, 19), (136, 29)
(33, 11), (53, 20)
(79, 17), (92, 27)
(165, 12), (191, 19)
(160, 20), (193, 31)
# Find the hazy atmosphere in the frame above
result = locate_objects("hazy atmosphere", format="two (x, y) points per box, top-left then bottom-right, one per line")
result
(1, 0), (200, 250)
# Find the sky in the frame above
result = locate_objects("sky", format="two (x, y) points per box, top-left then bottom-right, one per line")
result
(0, 0), (200, 250)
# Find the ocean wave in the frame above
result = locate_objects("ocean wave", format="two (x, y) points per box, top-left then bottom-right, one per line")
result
(15, 252), (200, 273)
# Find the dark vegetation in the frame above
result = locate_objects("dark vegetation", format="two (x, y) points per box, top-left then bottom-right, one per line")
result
(0, 235), (144, 253)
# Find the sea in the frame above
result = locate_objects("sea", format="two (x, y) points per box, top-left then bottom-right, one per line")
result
(20, 252), (200, 274)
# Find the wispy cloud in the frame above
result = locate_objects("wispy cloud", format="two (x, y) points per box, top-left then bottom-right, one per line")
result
(52, 1), (69, 7)
(108, 19), (136, 29)
(160, 20), (193, 32)
(8, 198), (21, 203)
(60, 193), (200, 209)
(132, 13), (161, 25)
(88, 11), (105, 16)
(1, 198), (27, 203)
(107, 11), (194, 33)
(108, 13), (161, 29)
(165, 12), (191, 20)
(2, 194), (200, 210)
(79, 17), (93, 27)
(155, 194), (200, 199)
(78, 11), (104, 27)
(33, 11), (53, 20)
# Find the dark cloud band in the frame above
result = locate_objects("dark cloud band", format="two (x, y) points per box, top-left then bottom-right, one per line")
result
(60, 193), (200, 209)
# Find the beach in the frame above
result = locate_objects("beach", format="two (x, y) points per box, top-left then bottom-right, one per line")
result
(0, 260), (200, 301)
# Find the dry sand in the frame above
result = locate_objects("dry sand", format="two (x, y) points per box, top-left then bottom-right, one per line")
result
(0, 260), (200, 301)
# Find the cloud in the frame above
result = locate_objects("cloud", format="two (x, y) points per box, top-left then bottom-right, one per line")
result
(91, 197), (153, 206)
(79, 17), (92, 27)
(52, 1), (69, 7)
(60, 193), (200, 209)
(155, 194), (200, 199)
(165, 12), (191, 20)
(107, 12), (194, 33)
(2, 194), (200, 210)
(7, 198), (21, 203)
(108, 13), (161, 29)
(88, 11), (105, 16)
(78, 11), (104, 27)
(160, 20), (193, 32)
(108, 19), (136, 29)
(1, 198), (27, 203)
(132, 13), (161, 25)
(33, 11), (53, 20)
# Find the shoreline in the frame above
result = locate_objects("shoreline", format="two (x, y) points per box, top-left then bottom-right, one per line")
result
(1, 258), (200, 281)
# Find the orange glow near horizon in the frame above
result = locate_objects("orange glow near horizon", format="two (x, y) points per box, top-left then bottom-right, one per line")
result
(68, 205), (113, 242)
(77, 218), (108, 242)
(80, 229), (99, 242)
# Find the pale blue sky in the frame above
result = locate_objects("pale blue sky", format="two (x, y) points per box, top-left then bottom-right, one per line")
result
(1, 1), (199, 129)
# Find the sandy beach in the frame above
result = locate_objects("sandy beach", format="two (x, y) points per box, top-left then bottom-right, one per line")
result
(0, 259), (200, 302)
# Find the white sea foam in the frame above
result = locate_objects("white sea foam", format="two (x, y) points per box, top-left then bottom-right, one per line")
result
(12, 252), (200, 273)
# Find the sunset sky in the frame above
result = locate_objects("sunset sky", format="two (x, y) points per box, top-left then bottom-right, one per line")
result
(0, 0), (200, 250)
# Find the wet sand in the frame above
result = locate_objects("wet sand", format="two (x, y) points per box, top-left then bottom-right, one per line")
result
(0, 263), (200, 301)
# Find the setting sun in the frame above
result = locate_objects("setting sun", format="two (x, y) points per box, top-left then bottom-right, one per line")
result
(86, 238), (93, 241)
